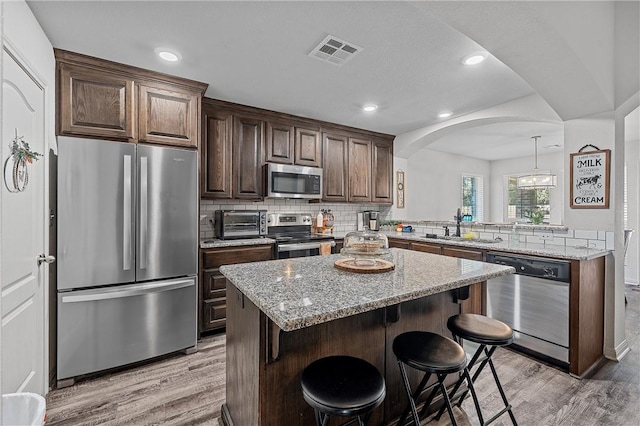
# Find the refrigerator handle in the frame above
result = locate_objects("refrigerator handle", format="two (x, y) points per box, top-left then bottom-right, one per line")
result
(123, 155), (132, 271)
(140, 156), (148, 270)
(60, 278), (195, 303)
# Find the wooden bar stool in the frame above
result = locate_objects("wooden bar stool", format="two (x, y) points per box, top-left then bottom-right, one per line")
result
(439, 313), (518, 426)
(393, 331), (481, 426)
(301, 355), (386, 426)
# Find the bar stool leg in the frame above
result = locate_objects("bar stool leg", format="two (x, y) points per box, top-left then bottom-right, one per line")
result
(316, 409), (329, 426)
(443, 340), (517, 426)
(437, 373), (458, 426)
(434, 342), (485, 421)
(397, 361), (422, 426)
(487, 355), (518, 426)
(458, 346), (497, 406)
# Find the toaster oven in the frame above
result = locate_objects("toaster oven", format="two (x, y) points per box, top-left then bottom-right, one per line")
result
(214, 210), (268, 239)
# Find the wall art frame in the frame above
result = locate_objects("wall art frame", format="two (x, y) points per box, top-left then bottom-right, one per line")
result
(569, 146), (610, 209)
(396, 169), (405, 208)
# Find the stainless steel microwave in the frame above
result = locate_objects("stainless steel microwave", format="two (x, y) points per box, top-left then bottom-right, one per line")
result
(265, 163), (323, 199)
(214, 210), (267, 239)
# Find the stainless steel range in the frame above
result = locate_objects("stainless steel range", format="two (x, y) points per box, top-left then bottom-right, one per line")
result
(267, 213), (336, 259)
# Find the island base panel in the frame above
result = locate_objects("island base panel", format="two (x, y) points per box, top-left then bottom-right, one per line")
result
(223, 284), (470, 425)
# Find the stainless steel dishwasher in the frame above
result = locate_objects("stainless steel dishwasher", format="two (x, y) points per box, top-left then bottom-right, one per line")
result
(486, 252), (571, 367)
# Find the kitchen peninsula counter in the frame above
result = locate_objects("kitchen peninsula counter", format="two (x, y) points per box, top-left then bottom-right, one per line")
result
(220, 249), (514, 426)
(333, 231), (610, 261)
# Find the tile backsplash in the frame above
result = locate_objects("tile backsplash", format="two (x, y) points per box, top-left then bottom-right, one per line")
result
(200, 199), (392, 240)
(402, 222), (614, 251)
(200, 200), (613, 251)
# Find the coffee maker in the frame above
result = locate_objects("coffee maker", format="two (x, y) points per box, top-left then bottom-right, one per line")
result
(363, 210), (380, 231)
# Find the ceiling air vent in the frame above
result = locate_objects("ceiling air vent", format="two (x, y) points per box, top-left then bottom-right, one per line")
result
(308, 35), (363, 66)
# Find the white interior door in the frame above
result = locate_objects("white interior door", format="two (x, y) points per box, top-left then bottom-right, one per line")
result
(1, 48), (47, 395)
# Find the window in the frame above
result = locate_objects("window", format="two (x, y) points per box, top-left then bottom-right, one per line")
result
(506, 176), (550, 223)
(461, 175), (484, 222)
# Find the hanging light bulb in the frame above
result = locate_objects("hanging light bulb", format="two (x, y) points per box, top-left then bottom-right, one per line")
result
(517, 136), (558, 189)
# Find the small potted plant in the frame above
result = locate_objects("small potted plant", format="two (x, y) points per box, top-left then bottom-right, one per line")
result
(525, 208), (546, 225)
(5, 135), (42, 192)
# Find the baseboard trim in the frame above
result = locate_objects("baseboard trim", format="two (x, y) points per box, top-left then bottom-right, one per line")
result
(604, 339), (630, 362)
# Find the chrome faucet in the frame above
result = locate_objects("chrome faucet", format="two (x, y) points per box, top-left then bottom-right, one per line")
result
(454, 208), (462, 237)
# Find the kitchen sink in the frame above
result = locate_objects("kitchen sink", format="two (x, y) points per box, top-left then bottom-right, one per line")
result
(425, 235), (502, 244)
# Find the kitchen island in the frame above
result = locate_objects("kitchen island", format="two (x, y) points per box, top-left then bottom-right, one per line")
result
(219, 248), (514, 426)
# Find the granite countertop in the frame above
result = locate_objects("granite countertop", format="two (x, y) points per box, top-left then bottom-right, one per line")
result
(375, 232), (610, 261)
(220, 248), (514, 332)
(200, 237), (276, 249)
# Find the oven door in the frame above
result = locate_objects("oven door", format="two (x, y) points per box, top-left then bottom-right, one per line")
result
(276, 241), (336, 259)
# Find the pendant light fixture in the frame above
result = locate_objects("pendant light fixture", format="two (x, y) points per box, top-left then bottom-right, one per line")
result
(517, 136), (557, 189)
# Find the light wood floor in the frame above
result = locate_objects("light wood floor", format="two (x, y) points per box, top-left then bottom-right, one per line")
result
(46, 286), (640, 426)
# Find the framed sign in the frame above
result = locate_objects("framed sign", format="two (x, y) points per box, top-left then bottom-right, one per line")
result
(570, 149), (610, 209)
(396, 170), (405, 208)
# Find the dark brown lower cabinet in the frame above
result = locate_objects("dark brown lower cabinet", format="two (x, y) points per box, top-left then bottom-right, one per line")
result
(199, 244), (273, 334)
(387, 237), (410, 249)
(409, 241), (442, 254)
(569, 256), (605, 377)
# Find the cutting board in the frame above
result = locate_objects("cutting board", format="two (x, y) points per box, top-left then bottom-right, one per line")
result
(334, 258), (395, 274)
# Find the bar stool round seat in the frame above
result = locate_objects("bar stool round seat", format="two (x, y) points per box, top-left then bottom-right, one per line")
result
(447, 313), (514, 346)
(301, 355), (385, 424)
(393, 331), (466, 373)
(393, 331), (474, 426)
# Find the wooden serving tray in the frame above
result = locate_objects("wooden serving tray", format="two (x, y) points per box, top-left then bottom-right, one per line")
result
(334, 258), (395, 274)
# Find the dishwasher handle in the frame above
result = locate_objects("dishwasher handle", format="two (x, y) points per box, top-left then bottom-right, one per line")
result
(486, 252), (570, 282)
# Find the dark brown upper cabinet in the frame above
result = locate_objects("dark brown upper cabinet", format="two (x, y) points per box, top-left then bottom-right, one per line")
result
(138, 83), (199, 148)
(201, 98), (393, 203)
(202, 102), (264, 200)
(233, 114), (264, 200)
(58, 62), (134, 140)
(266, 121), (322, 168)
(202, 109), (233, 198)
(372, 138), (394, 204)
(322, 132), (349, 202)
(265, 120), (294, 164)
(55, 49), (207, 148)
(294, 127), (322, 167)
(348, 137), (372, 202)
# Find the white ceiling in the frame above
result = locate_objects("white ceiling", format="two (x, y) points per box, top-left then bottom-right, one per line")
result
(26, 1), (631, 160)
(426, 121), (564, 161)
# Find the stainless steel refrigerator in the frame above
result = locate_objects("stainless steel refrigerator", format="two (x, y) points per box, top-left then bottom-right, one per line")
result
(56, 136), (198, 381)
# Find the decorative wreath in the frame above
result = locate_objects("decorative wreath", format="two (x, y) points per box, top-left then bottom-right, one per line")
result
(4, 135), (42, 193)
(10, 135), (42, 163)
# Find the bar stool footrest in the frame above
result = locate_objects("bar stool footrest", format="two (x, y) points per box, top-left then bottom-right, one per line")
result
(482, 404), (513, 426)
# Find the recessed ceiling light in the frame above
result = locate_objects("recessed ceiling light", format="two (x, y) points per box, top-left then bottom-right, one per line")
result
(462, 52), (488, 65)
(438, 111), (452, 118)
(155, 48), (182, 62)
(363, 104), (378, 112)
